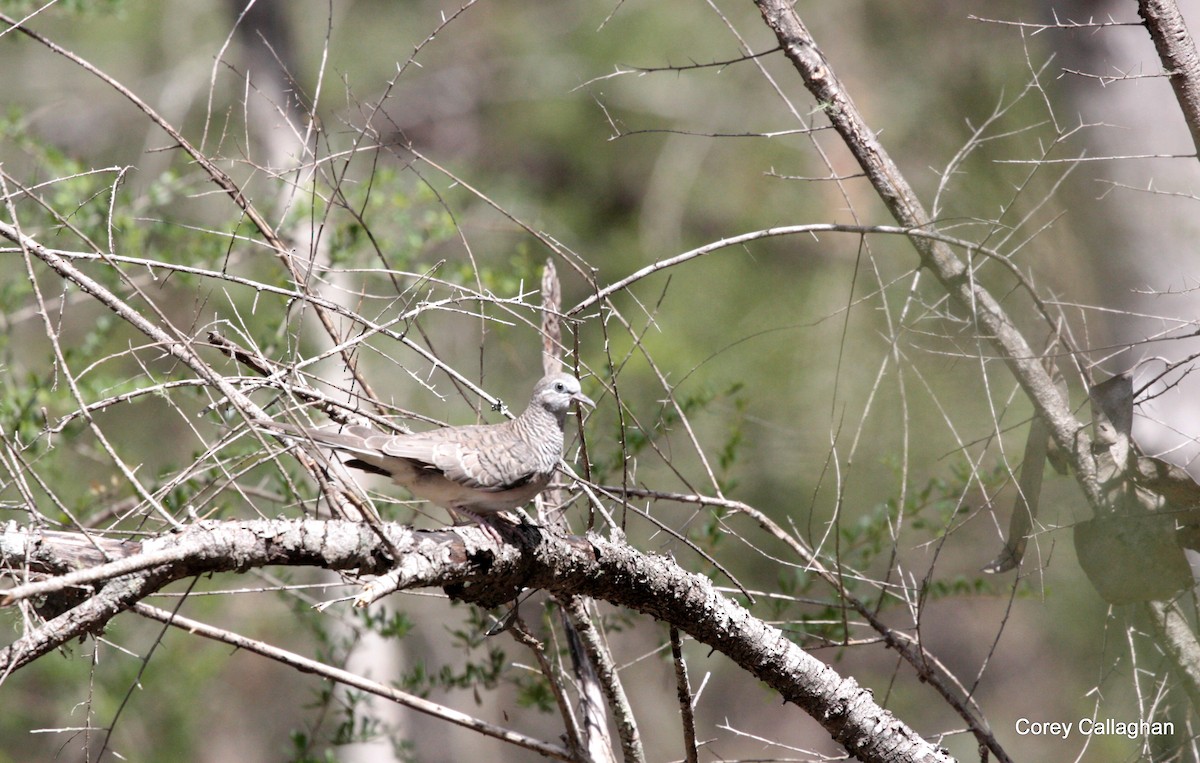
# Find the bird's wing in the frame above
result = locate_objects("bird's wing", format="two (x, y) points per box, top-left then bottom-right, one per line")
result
(374, 424), (541, 492)
(255, 420), (402, 476)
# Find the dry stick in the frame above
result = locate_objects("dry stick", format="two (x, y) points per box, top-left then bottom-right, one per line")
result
(509, 616), (588, 760)
(562, 597), (645, 763)
(1138, 600), (1200, 711)
(752, 1), (1098, 511)
(0, 569), (167, 677)
(568, 223), (1026, 317)
(567, 223), (887, 315)
(205, 330), (435, 435)
(1139, 0), (1200, 158)
(0, 180), (178, 531)
(566, 222), (1078, 390)
(542, 259), (563, 377)
(405, 148), (595, 286)
(0, 222), (261, 429)
(558, 601), (618, 763)
(575, 303), (734, 536)
(132, 603), (572, 761)
(668, 627), (699, 763)
(0, 12), (382, 410)
(0, 547), (190, 606)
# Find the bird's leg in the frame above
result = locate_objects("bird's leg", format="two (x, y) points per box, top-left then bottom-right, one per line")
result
(449, 507), (512, 545)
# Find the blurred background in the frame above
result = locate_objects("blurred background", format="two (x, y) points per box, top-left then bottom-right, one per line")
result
(2, 1), (1200, 761)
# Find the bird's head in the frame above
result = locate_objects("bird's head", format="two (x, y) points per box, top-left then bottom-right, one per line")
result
(531, 372), (595, 416)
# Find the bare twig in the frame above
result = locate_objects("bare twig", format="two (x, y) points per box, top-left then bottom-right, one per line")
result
(752, 0), (1094, 519)
(509, 615), (588, 760)
(542, 258), (563, 377)
(968, 12), (1141, 32)
(0, 11), (384, 408)
(669, 626), (699, 763)
(134, 603), (572, 760)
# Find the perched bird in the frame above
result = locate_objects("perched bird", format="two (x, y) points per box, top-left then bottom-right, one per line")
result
(256, 372), (594, 538)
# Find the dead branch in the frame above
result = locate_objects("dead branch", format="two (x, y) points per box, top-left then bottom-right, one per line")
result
(1138, 0), (1200, 157)
(752, 0), (1096, 514)
(0, 519), (951, 763)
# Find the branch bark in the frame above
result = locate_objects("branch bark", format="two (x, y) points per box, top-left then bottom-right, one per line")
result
(1139, 0), (1200, 157)
(0, 519), (951, 763)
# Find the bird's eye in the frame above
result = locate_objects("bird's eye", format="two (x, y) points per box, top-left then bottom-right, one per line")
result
(554, 382), (565, 392)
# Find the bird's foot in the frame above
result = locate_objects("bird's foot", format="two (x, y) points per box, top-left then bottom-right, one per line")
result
(451, 508), (513, 545)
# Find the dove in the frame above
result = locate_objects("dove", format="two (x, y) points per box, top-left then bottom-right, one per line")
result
(255, 372), (594, 538)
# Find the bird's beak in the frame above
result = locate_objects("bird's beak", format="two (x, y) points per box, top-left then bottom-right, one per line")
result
(573, 391), (595, 409)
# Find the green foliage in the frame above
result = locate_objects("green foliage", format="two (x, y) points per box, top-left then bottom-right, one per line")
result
(0, 110), (114, 239)
(768, 457), (1010, 646)
(715, 390), (748, 491)
(287, 731), (339, 763)
(277, 593), (425, 761)
(331, 690), (384, 745)
(595, 379), (747, 491)
(400, 638), (507, 698)
(0, 370), (54, 443)
(513, 670), (557, 712)
(320, 167), (458, 274)
(906, 458), (1003, 535)
(356, 605), (415, 640)
(284, 593), (377, 758)
(0, 0), (127, 16)
(923, 574), (993, 598)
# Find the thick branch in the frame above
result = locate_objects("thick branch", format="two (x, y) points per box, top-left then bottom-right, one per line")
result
(1139, 0), (1200, 157)
(0, 520), (951, 763)
(0, 570), (168, 675)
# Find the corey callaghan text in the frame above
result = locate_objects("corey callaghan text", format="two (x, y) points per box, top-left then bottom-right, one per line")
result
(1015, 718), (1174, 740)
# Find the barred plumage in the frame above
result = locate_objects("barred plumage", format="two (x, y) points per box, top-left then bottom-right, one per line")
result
(255, 373), (593, 535)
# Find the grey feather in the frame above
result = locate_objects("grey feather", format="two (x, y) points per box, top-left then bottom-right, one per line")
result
(255, 373), (593, 520)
